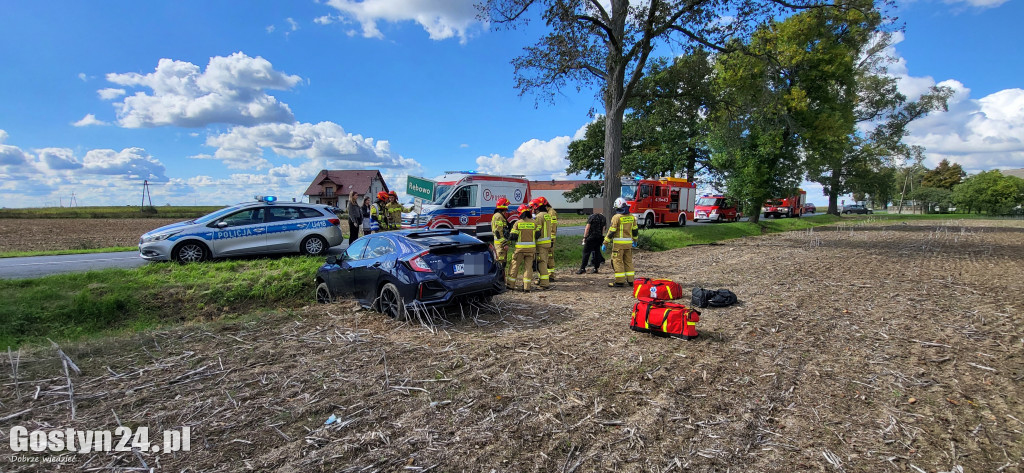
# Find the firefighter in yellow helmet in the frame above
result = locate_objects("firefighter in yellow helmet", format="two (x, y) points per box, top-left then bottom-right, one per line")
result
(546, 199), (557, 281)
(370, 191), (391, 232)
(491, 197), (512, 276)
(530, 197), (552, 289)
(508, 204), (541, 291)
(386, 191), (403, 230)
(604, 197), (638, 287)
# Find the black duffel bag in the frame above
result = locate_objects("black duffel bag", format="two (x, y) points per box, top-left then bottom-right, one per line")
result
(692, 288), (738, 308)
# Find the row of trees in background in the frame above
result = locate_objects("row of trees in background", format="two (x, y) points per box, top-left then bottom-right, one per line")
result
(898, 160), (1024, 215)
(484, 0), (981, 220)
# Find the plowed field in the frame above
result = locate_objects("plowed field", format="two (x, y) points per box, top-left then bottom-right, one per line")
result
(0, 219), (180, 252)
(3, 219), (1022, 472)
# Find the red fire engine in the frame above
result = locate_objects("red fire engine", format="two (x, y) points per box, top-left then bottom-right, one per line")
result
(762, 190), (807, 219)
(620, 177), (697, 228)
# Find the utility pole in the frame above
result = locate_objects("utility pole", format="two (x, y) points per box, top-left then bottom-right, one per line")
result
(141, 180), (153, 209)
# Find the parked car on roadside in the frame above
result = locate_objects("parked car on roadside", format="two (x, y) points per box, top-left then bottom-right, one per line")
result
(803, 203), (816, 214)
(842, 204), (873, 214)
(139, 196), (344, 263)
(314, 229), (505, 319)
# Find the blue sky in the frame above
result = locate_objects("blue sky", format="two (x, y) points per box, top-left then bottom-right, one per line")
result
(1, 0), (1021, 207)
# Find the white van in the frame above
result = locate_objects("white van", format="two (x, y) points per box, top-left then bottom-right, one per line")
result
(405, 172), (531, 239)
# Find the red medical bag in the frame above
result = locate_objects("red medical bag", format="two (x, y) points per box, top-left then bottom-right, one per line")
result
(632, 277), (683, 300)
(630, 296), (700, 340)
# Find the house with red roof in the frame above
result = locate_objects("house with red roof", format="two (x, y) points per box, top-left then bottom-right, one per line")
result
(303, 170), (389, 207)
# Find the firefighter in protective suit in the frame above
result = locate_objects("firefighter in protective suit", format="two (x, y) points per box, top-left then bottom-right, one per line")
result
(532, 196), (558, 281)
(508, 204), (541, 291)
(491, 197), (511, 276)
(604, 197), (638, 287)
(386, 191), (403, 230)
(370, 191), (390, 231)
(530, 197), (552, 289)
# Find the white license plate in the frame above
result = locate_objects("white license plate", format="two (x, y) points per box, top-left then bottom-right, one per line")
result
(453, 263), (464, 274)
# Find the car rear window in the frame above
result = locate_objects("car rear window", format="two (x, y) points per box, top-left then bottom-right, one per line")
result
(298, 207), (324, 219)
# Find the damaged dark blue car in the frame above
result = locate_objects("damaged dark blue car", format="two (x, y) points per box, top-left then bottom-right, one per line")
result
(314, 229), (505, 319)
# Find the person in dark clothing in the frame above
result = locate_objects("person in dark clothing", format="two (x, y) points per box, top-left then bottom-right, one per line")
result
(361, 196), (373, 236)
(346, 191), (361, 245)
(578, 212), (606, 273)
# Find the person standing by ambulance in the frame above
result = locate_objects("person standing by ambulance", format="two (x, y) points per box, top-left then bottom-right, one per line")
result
(491, 197), (511, 277)
(508, 204), (540, 292)
(531, 198), (552, 289)
(386, 191), (403, 230)
(542, 198), (558, 281)
(604, 197), (638, 287)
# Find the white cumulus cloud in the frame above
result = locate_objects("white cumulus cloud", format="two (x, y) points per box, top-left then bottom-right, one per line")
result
(196, 121), (424, 173)
(72, 113), (109, 127)
(323, 0), (484, 43)
(37, 148), (83, 170)
(885, 34), (1024, 173)
(944, 0), (1009, 8)
(103, 52), (302, 128)
(475, 123), (591, 180)
(97, 88), (126, 100)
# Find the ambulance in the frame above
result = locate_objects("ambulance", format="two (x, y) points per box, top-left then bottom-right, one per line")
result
(405, 172), (531, 239)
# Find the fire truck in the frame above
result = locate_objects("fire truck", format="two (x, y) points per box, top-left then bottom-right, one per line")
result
(762, 190), (807, 219)
(694, 195), (741, 223)
(620, 177), (697, 228)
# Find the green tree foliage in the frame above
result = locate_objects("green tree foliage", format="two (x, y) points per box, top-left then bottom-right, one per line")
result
(952, 171), (1024, 215)
(910, 186), (953, 213)
(482, 0), (825, 213)
(791, 1), (952, 215)
(564, 50), (715, 192)
(921, 159), (966, 189)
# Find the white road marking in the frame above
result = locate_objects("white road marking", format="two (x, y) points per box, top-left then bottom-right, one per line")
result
(2, 256), (140, 267)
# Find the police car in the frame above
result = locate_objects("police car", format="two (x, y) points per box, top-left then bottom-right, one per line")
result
(139, 196), (345, 263)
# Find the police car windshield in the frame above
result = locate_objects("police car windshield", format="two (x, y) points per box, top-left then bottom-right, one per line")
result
(620, 185), (637, 200)
(193, 205), (246, 224)
(430, 185), (454, 205)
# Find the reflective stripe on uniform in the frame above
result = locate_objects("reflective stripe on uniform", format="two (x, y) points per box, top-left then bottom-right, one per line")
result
(537, 237), (551, 244)
(615, 272), (626, 277)
(516, 242), (536, 248)
(539, 275), (549, 280)
(613, 238), (633, 244)
(626, 271), (635, 276)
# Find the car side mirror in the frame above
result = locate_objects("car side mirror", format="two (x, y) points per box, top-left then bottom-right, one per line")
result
(216, 221), (228, 228)
(326, 256), (337, 265)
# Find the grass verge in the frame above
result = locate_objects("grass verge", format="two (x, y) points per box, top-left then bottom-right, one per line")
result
(0, 256), (322, 348)
(0, 247), (137, 258)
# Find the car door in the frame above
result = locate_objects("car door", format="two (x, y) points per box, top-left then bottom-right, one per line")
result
(331, 237), (369, 298)
(446, 185), (479, 233)
(351, 236), (399, 300)
(210, 208), (268, 256)
(264, 206), (312, 252)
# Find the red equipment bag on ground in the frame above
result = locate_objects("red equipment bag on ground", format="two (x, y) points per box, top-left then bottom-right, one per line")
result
(630, 296), (700, 340)
(632, 277), (683, 300)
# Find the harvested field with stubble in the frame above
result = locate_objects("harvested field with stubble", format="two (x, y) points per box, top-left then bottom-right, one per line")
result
(0, 218), (180, 252)
(2, 219), (1021, 472)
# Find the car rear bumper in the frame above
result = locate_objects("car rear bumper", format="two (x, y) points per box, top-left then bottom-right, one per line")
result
(409, 272), (504, 308)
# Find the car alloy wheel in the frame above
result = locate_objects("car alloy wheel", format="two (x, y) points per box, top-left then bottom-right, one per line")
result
(378, 283), (408, 320)
(175, 242), (206, 263)
(301, 235), (328, 256)
(315, 282), (334, 304)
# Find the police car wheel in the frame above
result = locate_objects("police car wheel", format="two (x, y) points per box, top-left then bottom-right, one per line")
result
(377, 283), (408, 321)
(173, 241), (208, 263)
(315, 282), (335, 304)
(301, 235), (328, 256)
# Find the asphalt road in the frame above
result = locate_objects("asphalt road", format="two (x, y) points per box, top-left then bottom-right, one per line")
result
(1, 216), (821, 279)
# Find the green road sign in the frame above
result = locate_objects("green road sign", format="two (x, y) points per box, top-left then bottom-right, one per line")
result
(406, 175), (435, 201)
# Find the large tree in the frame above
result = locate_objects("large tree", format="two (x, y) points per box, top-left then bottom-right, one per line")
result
(481, 0), (824, 213)
(921, 158), (965, 189)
